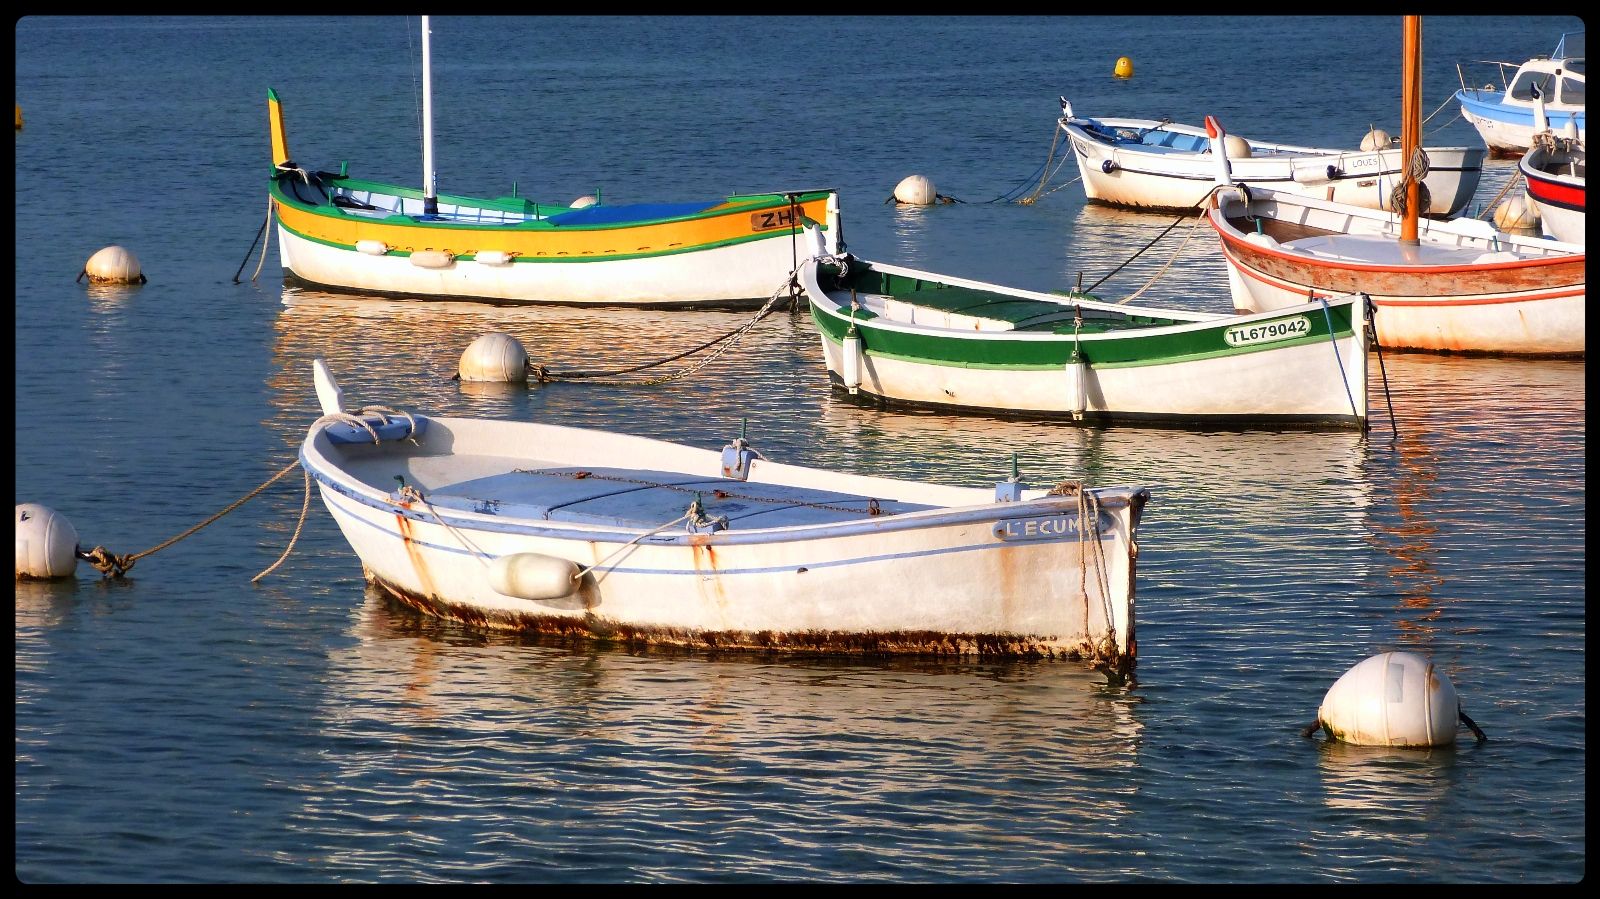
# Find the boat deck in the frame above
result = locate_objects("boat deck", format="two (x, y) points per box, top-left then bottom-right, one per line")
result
(1280, 232), (1535, 265)
(365, 455), (936, 530)
(851, 282), (1181, 334)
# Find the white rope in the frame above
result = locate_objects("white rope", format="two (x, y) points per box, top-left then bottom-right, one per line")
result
(1114, 213), (1204, 305)
(571, 510), (697, 586)
(398, 485), (495, 568)
(251, 198), (275, 282)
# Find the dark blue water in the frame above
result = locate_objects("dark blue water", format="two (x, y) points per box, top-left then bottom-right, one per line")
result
(15, 16), (1584, 883)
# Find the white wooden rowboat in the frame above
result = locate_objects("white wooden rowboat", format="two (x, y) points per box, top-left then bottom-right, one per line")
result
(301, 361), (1151, 670)
(1057, 100), (1483, 217)
(799, 255), (1371, 429)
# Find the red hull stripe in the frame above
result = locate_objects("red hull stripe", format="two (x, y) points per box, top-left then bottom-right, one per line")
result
(1524, 173), (1586, 212)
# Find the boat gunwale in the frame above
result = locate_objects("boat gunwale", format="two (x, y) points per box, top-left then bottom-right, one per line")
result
(1060, 116), (1480, 161)
(300, 424), (1147, 548)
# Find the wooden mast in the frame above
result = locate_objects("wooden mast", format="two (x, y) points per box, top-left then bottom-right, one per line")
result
(1400, 15), (1422, 244)
(421, 15), (438, 217)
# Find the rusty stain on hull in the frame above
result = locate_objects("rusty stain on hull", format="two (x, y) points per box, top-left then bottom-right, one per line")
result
(365, 573), (1132, 674)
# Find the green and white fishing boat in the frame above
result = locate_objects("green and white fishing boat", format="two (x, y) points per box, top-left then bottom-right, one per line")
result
(798, 255), (1370, 429)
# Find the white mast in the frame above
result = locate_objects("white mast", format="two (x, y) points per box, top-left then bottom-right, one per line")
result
(421, 15), (438, 216)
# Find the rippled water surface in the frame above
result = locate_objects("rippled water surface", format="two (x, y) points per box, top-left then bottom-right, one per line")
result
(15, 15), (1584, 883)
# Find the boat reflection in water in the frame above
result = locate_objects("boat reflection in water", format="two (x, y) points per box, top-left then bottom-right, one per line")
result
(278, 583), (1145, 871)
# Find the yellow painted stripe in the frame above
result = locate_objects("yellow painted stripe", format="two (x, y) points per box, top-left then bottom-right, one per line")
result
(268, 94), (291, 167)
(272, 192), (832, 259)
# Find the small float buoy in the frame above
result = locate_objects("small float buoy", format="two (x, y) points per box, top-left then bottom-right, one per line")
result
(1312, 651), (1466, 747)
(458, 332), (529, 383)
(1223, 134), (1252, 159)
(408, 249), (454, 269)
(355, 240), (389, 256)
(841, 326), (863, 394)
(570, 195), (599, 209)
(1493, 194), (1539, 231)
(489, 552), (580, 599)
(1360, 128), (1394, 151)
(1113, 56), (1134, 78)
(15, 102), (22, 130)
(893, 174), (936, 206)
(474, 250), (513, 266)
(81, 246), (144, 284)
(16, 503), (79, 580)
(1561, 117), (1579, 141)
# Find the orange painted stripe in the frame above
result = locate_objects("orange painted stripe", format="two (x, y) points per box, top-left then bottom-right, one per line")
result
(1222, 245), (1586, 307)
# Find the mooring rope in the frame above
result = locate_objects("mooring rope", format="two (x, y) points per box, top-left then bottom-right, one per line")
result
(1047, 480), (1116, 644)
(1082, 193), (1213, 296)
(529, 275), (794, 386)
(250, 199), (276, 282)
(396, 483), (494, 567)
(1318, 297), (1364, 429)
(233, 196), (272, 283)
(77, 459), (303, 578)
(1113, 212), (1205, 305)
(1475, 169), (1524, 220)
(1388, 147), (1432, 218)
(1364, 295), (1400, 440)
(252, 467), (312, 582)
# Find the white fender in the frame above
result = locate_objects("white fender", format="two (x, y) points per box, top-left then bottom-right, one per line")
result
(489, 553), (580, 600)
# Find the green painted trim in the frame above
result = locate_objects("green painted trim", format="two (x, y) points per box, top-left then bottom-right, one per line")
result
(809, 292), (1354, 370)
(267, 87), (280, 101)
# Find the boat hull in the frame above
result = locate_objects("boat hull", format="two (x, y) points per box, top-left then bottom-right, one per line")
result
(802, 259), (1368, 429)
(302, 415), (1147, 669)
(1519, 143), (1586, 244)
(1457, 90), (1586, 158)
(1062, 118), (1482, 216)
(1211, 189), (1585, 356)
(272, 191), (839, 307)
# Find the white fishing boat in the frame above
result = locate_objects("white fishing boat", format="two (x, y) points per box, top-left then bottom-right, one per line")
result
(1057, 100), (1483, 217)
(798, 256), (1371, 430)
(1455, 30), (1585, 157)
(267, 17), (840, 307)
(301, 361), (1150, 670)
(1518, 90), (1586, 244)
(1207, 17), (1586, 357)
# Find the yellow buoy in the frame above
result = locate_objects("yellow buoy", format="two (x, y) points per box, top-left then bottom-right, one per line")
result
(1493, 194), (1539, 231)
(15, 103), (22, 130)
(81, 246), (145, 284)
(1113, 56), (1134, 78)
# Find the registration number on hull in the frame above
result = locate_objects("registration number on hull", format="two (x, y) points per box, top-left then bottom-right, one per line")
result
(1224, 315), (1311, 347)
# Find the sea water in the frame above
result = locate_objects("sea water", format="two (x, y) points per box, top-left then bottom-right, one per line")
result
(15, 15), (1584, 882)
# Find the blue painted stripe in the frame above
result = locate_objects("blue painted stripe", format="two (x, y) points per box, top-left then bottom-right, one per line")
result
(319, 484), (1109, 578)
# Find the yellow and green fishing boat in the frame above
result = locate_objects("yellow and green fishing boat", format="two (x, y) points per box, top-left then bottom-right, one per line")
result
(266, 18), (838, 307)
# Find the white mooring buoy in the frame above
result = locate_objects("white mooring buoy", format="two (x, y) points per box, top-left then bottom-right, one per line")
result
(1493, 194), (1540, 231)
(1313, 651), (1467, 747)
(893, 175), (936, 206)
(82, 245), (145, 284)
(458, 332), (529, 383)
(570, 195), (599, 209)
(1360, 128), (1394, 151)
(16, 503), (79, 580)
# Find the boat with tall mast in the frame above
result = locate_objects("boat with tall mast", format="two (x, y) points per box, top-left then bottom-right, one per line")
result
(1205, 16), (1584, 357)
(267, 17), (840, 307)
